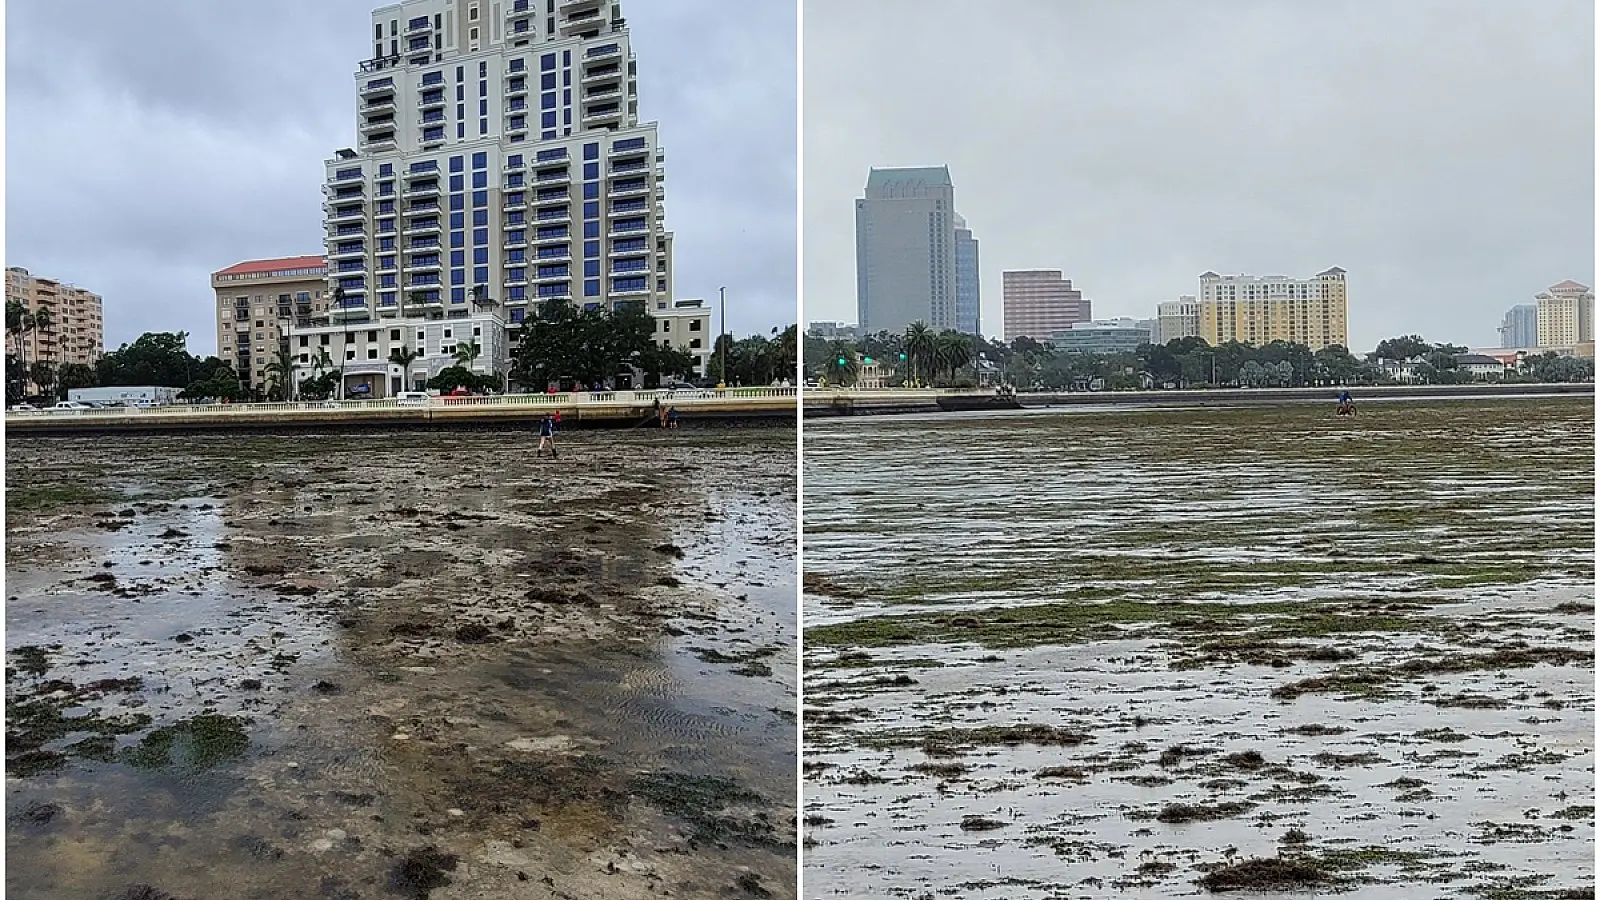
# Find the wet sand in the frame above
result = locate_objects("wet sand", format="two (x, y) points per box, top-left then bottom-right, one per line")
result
(802, 399), (1593, 898)
(7, 427), (796, 900)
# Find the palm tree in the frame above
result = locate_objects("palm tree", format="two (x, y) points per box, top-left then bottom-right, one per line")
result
(452, 340), (482, 370)
(264, 345), (297, 401)
(934, 330), (973, 383)
(823, 341), (858, 387)
(389, 346), (421, 394)
(29, 361), (57, 400)
(5, 299), (27, 365)
(903, 322), (935, 387)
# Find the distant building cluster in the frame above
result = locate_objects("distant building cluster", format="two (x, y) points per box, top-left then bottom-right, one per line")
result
(1493, 281), (1593, 359)
(5, 266), (105, 367)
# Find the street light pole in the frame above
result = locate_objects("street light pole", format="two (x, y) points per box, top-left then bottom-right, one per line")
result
(333, 286), (348, 401)
(718, 285), (727, 389)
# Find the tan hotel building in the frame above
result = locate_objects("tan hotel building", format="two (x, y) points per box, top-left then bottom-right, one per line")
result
(5, 267), (105, 367)
(212, 256), (332, 391)
(1197, 267), (1349, 351)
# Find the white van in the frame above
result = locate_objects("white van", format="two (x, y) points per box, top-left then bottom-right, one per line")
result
(396, 391), (432, 406)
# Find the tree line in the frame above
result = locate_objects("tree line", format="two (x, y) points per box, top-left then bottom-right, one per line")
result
(6, 299), (798, 404)
(804, 322), (1595, 390)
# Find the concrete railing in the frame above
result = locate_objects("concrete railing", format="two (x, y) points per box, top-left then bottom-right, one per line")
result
(7, 387), (799, 420)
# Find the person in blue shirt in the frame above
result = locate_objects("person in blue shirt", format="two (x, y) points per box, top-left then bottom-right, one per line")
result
(1337, 390), (1355, 416)
(537, 413), (558, 458)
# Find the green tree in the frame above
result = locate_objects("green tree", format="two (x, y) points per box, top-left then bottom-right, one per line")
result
(903, 322), (936, 387)
(28, 361), (57, 399)
(96, 332), (199, 387)
(933, 330), (973, 383)
(452, 340), (482, 369)
(297, 371), (339, 401)
(56, 362), (98, 399)
(179, 366), (243, 402)
(264, 346), (297, 401)
(1374, 335), (1431, 362)
(389, 346), (421, 393)
(427, 365), (494, 394)
(823, 341), (858, 386)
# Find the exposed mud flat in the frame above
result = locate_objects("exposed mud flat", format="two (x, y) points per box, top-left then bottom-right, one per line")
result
(7, 428), (796, 900)
(802, 399), (1593, 898)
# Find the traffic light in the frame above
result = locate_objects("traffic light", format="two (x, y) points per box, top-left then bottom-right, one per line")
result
(898, 352), (907, 360)
(837, 357), (846, 365)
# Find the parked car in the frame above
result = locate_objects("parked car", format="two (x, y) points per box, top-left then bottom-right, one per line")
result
(48, 401), (94, 412)
(396, 391), (432, 406)
(10, 403), (37, 411)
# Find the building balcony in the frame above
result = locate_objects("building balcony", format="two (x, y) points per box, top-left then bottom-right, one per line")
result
(364, 135), (398, 151)
(504, 273), (530, 287)
(363, 98), (397, 115)
(509, 0), (533, 12)
(327, 244), (367, 260)
(505, 82), (528, 99)
(502, 296), (530, 307)
(581, 105), (622, 123)
(586, 86), (622, 103)
(420, 134), (446, 149)
(405, 201), (442, 215)
(534, 168), (571, 185)
(608, 139), (648, 156)
(503, 196), (528, 211)
(327, 205), (367, 223)
(610, 284), (649, 297)
(532, 208), (570, 225)
(507, 21), (534, 39)
(532, 230), (570, 245)
(418, 93), (446, 111)
(402, 219), (442, 236)
(403, 258), (443, 272)
(534, 248), (572, 264)
(330, 302), (373, 320)
(503, 235), (528, 250)
(403, 296), (444, 311)
(360, 77), (395, 96)
(607, 222), (649, 238)
(559, 12), (605, 36)
(532, 270), (571, 285)
(559, 0), (601, 9)
(403, 181), (440, 198)
(608, 243), (649, 257)
(581, 65), (622, 86)
(360, 116), (397, 134)
(607, 181), (649, 199)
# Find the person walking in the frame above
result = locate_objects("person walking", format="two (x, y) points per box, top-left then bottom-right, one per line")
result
(537, 413), (558, 458)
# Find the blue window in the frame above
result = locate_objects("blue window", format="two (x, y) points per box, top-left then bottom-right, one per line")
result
(422, 71), (443, 86)
(509, 250), (526, 263)
(480, 118), (488, 135)
(479, 79), (487, 95)
(379, 163), (394, 176)
(474, 266), (489, 283)
(340, 276), (366, 289)
(510, 115), (527, 130)
(542, 93), (557, 110)
(450, 194), (464, 211)
(510, 307), (525, 322)
(513, 267), (531, 280)
(377, 200), (395, 213)
(611, 277), (646, 292)
(543, 112), (557, 128)
(584, 240), (599, 257)
(458, 123), (465, 138)
(457, 65), (464, 82)
(451, 250), (465, 266)
(583, 183), (599, 200)
(480, 62), (487, 77)
(473, 228), (489, 245)
(508, 154), (523, 167)
(510, 58), (525, 72)
(541, 72), (556, 90)
(423, 126), (444, 140)
(379, 255), (396, 269)
(450, 212), (465, 229)
(451, 270), (466, 286)
(457, 103), (465, 119)
(585, 279), (600, 297)
(472, 191), (488, 208)
(480, 98), (489, 116)
(451, 231), (465, 248)
(563, 109), (571, 126)
(502, 211), (519, 226)
(472, 152), (487, 169)
(449, 157), (464, 173)
(537, 226), (568, 239)
(583, 162), (598, 180)
(563, 69), (570, 87)
(409, 15), (429, 29)
(379, 238), (395, 251)
(452, 287), (466, 302)
(583, 201), (599, 218)
(563, 50), (571, 65)
(563, 88), (570, 105)
(584, 260), (600, 277)
(543, 131), (557, 140)
(584, 221), (600, 238)
(378, 219), (396, 233)
(474, 248), (488, 265)
(472, 171), (487, 189)
(380, 292), (396, 306)
(510, 286), (527, 301)
(541, 53), (556, 71)
(614, 137), (646, 152)
(583, 143), (599, 161)
(449, 175), (463, 191)
(538, 283), (568, 298)
(380, 274), (397, 287)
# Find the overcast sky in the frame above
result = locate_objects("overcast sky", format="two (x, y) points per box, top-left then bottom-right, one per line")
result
(803, 0), (1594, 351)
(6, 0), (796, 355)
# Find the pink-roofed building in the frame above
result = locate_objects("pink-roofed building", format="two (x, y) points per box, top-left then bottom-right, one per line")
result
(211, 255), (329, 393)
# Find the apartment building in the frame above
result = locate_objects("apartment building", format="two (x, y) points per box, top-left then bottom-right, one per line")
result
(5, 267), (105, 367)
(1001, 270), (1090, 342)
(1534, 280), (1593, 349)
(855, 166), (957, 334)
(654, 297), (712, 379)
(289, 311), (508, 397)
(1498, 304), (1538, 349)
(318, 0), (673, 382)
(1196, 267), (1349, 351)
(212, 256), (332, 390)
(953, 213), (980, 336)
(1154, 296), (1199, 346)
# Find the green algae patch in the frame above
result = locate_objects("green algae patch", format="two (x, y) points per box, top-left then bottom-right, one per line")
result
(122, 714), (251, 770)
(806, 597), (1439, 651)
(631, 771), (788, 849)
(7, 482), (127, 513)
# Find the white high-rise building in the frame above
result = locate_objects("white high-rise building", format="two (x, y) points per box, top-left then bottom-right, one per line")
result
(1154, 296), (1198, 345)
(320, 0), (672, 384)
